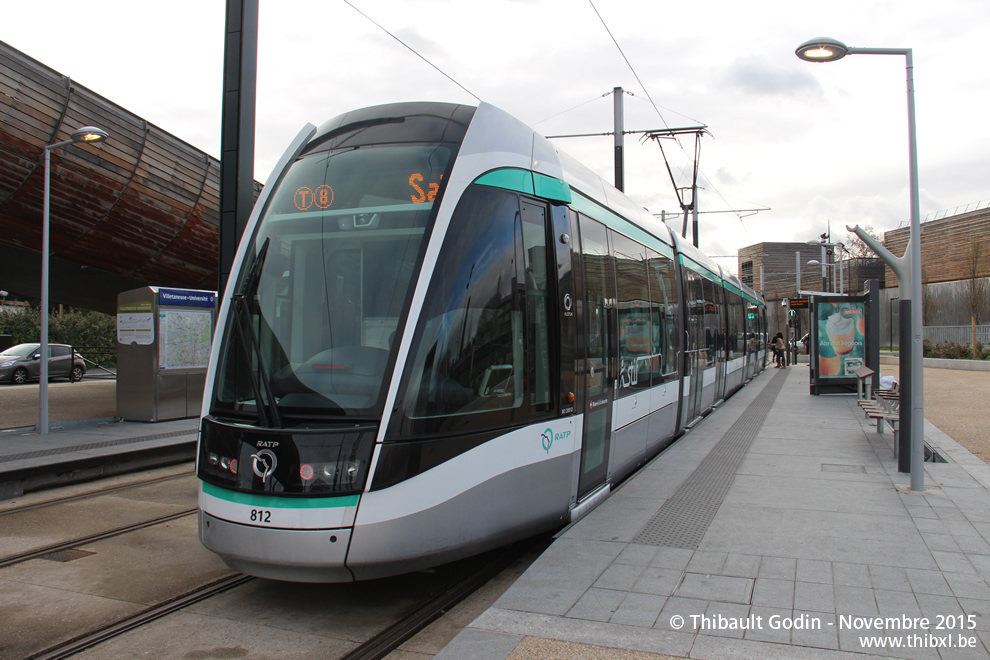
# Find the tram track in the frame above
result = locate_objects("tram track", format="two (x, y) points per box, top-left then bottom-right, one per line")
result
(24, 573), (253, 660)
(2, 456), (552, 659)
(0, 508), (197, 569)
(343, 534), (553, 660)
(0, 465), (194, 517)
(12, 531), (550, 659)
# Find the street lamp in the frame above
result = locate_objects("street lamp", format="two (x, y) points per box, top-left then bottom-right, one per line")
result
(39, 126), (109, 434)
(807, 259), (845, 295)
(796, 37), (924, 491)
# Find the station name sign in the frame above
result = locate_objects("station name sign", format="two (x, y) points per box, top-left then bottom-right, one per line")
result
(158, 288), (216, 308)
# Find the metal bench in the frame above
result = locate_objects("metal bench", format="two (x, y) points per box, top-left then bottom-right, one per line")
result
(854, 368), (900, 444)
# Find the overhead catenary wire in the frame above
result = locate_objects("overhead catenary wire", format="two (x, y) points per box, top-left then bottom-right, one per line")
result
(343, 0), (481, 103)
(347, 0), (765, 237)
(530, 92), (614, 128)
(587, 0), (670, 132)
(587, 1), (763, 230)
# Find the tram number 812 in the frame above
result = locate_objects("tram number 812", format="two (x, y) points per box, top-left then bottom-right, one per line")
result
(250, 509), (272, 524)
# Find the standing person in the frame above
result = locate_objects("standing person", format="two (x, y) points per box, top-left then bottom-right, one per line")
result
(773, 332), (787, 368)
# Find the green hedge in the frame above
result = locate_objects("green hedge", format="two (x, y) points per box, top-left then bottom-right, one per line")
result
(923, 339), (990, 360)
(0, 307), (116, 364)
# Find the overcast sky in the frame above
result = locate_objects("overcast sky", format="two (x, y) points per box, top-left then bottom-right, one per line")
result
(4, 0), (989, 274)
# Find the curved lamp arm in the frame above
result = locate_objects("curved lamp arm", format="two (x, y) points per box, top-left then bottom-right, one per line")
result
(846, 224), (911, 292)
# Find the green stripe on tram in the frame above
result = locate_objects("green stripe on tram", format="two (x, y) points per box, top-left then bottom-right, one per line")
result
(475, 169), (572, 203)
(202, 482), (359, 509)
(533, 173), (571, 202)
(678, 254), (722, 283)
(476, 169), (535, 195)
(569, 193), (675, 260)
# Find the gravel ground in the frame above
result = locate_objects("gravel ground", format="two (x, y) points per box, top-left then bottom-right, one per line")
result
(879, 364), (990, 464)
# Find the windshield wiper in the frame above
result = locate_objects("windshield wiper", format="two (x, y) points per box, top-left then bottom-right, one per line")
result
(230, 238), (283, 428)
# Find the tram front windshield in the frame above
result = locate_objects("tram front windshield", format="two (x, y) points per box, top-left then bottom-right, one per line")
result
(213, 143), (452, 420)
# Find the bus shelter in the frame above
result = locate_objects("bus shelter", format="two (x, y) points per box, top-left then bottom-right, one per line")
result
(809, 280), (881, 395)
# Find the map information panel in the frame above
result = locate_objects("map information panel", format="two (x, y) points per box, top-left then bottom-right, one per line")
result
(159, 310), (213, 370)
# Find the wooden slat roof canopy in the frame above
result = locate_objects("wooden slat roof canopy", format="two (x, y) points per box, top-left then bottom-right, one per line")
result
(0, 40), (260, 308)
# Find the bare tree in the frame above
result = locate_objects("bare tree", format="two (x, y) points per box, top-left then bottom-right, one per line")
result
(843, 226), (883, 258)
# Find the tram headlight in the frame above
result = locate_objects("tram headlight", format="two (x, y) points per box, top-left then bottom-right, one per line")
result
(294, 460), (362, 486)
(204, 451), (238, 481)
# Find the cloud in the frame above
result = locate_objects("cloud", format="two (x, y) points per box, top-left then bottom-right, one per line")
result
(392, 26), (447, 61)
(713, 167), (749, 188)
(723, 56), (823, 98)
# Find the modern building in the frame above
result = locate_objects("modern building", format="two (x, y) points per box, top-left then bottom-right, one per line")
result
(883, 206), (990, 345)
(736, 205), (990, 348)
(738, 241), (885, 301)
(883, 206), (990, 287)
(737, 241), (885, 344)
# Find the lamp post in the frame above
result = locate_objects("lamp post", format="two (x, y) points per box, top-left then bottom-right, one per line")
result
(807, 260), (844, 294)
(806, 239), (833, 293)
(796, 37), (924, 491)
(39, 126), (109, 434)
(808, 259), (838, 293)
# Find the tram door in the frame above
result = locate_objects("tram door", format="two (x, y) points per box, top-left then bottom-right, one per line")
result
(713, 286), (726, 402)
(683, 269), (706, 424)
(576, 217), (614, 501)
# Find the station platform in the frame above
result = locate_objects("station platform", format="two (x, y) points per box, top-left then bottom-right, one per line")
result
(0, 417), (196, 499)
(437, 366), (990, 659)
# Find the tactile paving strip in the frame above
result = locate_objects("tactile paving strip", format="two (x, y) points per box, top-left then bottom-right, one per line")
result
(633, 370), (787, 549)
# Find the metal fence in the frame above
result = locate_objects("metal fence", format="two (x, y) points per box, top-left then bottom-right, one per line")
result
(74, 345), (117, 378)
(924, 326), (990, 346)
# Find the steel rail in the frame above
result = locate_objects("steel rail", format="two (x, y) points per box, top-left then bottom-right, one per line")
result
(0, 508), (197, 569)
(0, 469), (194, 518)
(341, 537), (551, 660)
(24, 573), (254, 660)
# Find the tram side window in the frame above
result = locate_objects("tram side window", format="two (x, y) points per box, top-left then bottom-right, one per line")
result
(394, 186), (551, 434)
(521, 202), (553, 413)
(685, 270), (705, 361)
(726, 291), (745, 360)
(745, 302), (760, 357)
(612, 232), (652, 397)
(648, 251), (679, 381)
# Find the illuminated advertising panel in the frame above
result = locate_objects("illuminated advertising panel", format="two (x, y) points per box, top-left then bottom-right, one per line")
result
(816, 301), (866, 378)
